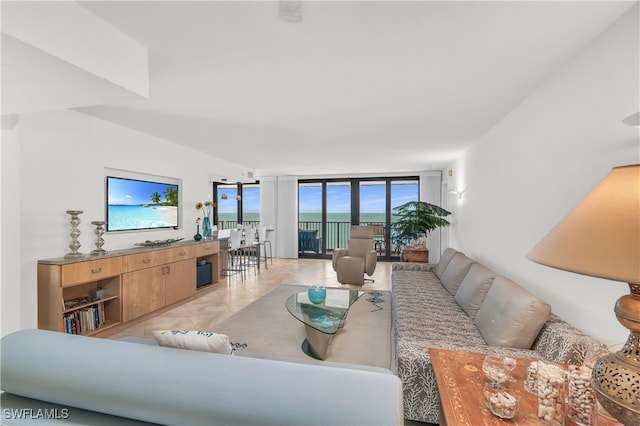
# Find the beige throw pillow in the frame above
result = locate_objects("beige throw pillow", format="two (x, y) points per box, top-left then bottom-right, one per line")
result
(153, 330), (232, 354)
(474, 276), (551, 349)
(433, 248), (459, 279)
(454, 264), (497, 319)
(439, 253), (475, 295)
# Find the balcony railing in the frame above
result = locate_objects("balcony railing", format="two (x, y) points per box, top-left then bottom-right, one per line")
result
(299, 221), (394, 255)
(218, 220), (397, 256)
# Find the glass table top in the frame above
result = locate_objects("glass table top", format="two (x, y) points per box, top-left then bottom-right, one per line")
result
(285, 288), (364, 335)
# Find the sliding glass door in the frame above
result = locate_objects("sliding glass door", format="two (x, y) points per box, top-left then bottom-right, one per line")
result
(298, 177), (418, 259)
(298, 181), (351, 255)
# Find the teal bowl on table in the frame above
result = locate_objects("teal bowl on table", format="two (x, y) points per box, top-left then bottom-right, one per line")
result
(308, 285), (326, 304)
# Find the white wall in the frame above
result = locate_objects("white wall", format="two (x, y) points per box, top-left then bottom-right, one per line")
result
(1, 116), (22, 334)
(444, 5), (639, 345)
(1, 109), (248, 336)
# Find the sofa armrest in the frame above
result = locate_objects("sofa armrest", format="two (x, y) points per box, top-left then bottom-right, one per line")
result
(365, 250), (377, 276)
(332, 248), (347, 270)
(532, 314), (609, 364)
(391, 262), (434, 272)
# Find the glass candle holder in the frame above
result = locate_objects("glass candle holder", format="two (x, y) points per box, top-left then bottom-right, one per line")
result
(568, 364), (597, 426)
(482, 354), (516, 387)
(524, 360), (539, 395)
(536, 361), (566, 426)
(483, 381), (519, 419)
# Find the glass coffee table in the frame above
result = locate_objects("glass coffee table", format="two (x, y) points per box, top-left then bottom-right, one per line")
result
(286, 288), (364, 360)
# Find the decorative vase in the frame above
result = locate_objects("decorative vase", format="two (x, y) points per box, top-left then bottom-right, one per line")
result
(308, 284), (326, 304)
(202, 216), (212, 239)
(194, 224), (202, 241)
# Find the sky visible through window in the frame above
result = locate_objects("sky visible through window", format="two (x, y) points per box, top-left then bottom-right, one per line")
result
(217, 186), (260, 213)
(299, 182), (418, 214)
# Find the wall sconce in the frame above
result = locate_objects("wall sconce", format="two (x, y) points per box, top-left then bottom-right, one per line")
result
(449, 189), (466, 199)
(279, 1), (303, 22)
(221, 193), (228, 200)
(622, 111), (640, 127)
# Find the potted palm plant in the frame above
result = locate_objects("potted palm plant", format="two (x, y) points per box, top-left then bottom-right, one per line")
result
(391, 201), (451, 262)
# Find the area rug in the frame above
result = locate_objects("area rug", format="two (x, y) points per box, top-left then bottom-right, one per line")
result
(213, 284), (391, 369)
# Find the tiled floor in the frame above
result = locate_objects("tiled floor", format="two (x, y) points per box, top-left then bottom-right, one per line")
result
(107, 257), (392, 340)
(105, 258), (432, 425)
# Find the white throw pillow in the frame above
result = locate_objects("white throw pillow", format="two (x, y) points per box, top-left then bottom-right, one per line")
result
(153, 330), (232, 354)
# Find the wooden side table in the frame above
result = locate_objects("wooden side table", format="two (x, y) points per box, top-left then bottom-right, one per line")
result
(402, 247), (429, 263)
(429, 348), (622, 426)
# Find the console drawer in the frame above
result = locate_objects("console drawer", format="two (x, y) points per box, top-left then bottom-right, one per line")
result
(61, 258), (123, 286)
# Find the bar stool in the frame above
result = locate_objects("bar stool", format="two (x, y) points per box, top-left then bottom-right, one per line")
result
(257, 225), (273, 267)
(224, 229), (246, 281)
(242, 227), (259, 275)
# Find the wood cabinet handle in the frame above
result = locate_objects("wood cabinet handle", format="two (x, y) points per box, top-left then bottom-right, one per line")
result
(165, 266), (170, 274)
(143, 258), (151, 264)
(91, 267), (102, 274)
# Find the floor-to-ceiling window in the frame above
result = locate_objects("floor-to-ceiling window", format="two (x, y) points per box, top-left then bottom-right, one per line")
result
(359, 180), (386, 255)
(241, 184), (260, 226)
(298, 177), (418, 259)
(390, 179), (420, 255)
(214, 182), (260, 229)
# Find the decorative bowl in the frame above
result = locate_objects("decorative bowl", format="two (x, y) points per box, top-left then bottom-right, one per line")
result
(308, 284), (326, 304)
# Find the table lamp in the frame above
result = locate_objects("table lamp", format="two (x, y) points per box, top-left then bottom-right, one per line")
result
(527, 164), (639, 425)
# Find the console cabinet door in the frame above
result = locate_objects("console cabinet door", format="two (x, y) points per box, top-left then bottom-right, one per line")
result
(122, 266), (166, 322)
(165, 259), (196, 306)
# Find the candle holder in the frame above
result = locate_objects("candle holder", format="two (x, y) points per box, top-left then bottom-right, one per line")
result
(64, 210), (85, 259)
(90, 221), (108, 256)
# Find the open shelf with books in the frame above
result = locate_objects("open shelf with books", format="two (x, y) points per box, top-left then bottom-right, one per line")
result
(38, 239), (220, 337)
(60, 275), (121, 335)
(38, 258), (123, 336)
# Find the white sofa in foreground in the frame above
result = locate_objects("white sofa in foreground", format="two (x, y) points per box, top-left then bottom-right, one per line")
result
(1, 329), (403, 425)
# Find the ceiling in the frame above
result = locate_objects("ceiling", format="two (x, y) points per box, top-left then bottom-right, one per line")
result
(3, 1), (635, 178)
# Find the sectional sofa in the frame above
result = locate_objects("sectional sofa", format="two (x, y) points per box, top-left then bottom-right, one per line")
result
(392, 248), (608, 424)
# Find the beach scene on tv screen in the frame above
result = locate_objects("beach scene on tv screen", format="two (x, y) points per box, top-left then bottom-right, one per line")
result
(107, 177), (178, 231)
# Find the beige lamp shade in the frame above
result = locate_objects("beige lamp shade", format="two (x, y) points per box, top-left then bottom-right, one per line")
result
(527, 164), (639, 285)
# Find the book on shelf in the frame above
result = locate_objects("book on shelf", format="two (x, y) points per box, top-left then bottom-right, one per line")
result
(62, 302), (105, 334)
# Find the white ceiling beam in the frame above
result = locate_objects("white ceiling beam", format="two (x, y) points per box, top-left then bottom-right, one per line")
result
(2, 1), (149, 99)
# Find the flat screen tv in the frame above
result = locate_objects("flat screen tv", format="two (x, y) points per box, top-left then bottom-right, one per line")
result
(106, 175), (180, 232)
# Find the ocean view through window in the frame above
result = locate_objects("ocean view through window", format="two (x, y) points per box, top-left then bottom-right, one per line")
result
(298, 177), (419, 258)
(215, 182), (260, 229)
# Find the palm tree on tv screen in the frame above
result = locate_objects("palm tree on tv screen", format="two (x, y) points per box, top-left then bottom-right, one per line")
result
(151, 192), (161, 205)
(164, 187), (178, 206)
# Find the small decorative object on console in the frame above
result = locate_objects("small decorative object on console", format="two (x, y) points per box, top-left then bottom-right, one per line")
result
(134, 238), (184, 247)
(64, 210), (85, 259)
(194, 218), (202, 241)
(94, 288), (109, 299)
(90, 221), (108, 256)
(195, 201), (215, 239)
(307, 284), (327, 304)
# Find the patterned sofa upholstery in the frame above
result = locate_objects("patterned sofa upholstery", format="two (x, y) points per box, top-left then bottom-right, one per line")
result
(391, 249), (608, 424)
